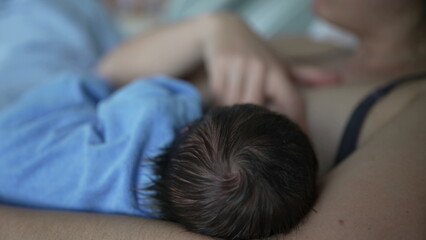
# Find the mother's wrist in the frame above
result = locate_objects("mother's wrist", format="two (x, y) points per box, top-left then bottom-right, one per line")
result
(197, 12), (245, 46)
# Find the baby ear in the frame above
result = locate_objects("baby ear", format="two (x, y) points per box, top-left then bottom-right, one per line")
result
(180, 125), (191, 134)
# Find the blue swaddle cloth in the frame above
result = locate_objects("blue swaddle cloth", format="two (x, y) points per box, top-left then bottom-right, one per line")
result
(0, 0), (203, 217)
(0, 74), (202, 217)
(0, 0), (120, 109)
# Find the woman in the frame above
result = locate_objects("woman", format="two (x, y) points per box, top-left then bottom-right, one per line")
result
(97, 0), (426, 174)
(1, 0), (426, 239)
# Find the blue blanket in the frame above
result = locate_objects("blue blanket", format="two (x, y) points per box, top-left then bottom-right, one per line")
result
(0, 74), (202, 217)
(0, 0), (120, 109)
(0, 0), (202, 217)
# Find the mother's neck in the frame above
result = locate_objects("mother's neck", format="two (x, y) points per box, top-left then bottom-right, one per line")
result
(349, 14), (426, 77)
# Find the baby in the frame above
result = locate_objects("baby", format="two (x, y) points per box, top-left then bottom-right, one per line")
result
(147, 104), (318, 240)
(0, 75), (316, 240)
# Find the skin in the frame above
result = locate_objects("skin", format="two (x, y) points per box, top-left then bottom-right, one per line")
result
(312, 0), (426, 81)
(2, 0), (426, 239)
(293, 87), (426, 240)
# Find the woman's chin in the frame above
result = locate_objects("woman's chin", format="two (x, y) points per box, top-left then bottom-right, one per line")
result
(311, 0), (339, 27)
(311, 0), (324, 17)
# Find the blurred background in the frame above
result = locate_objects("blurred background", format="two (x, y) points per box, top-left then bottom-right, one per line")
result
(103, 0), (356, 48)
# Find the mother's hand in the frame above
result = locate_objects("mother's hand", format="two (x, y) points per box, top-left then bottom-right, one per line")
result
(202, 13), (339, 129)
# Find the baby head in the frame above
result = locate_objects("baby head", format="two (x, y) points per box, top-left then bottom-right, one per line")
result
(149, 104), (317, 240)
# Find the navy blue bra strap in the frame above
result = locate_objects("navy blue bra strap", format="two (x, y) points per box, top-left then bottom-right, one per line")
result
(333, 72), (426, 167)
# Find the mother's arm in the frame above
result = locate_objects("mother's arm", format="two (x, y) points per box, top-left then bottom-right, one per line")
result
(98, 12), (337, 129)
(0, 205), (213, 240)
(2, 90), (425, 240)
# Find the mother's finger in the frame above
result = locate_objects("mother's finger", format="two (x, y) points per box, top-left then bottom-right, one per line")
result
(242, 58), (266, 105)
(267, 69), (307, 131)
(290, 65), (341, 86)
(209, 57), (227, 105)
(225, 58), (245, 105)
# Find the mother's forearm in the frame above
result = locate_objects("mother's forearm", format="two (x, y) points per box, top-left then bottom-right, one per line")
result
(0, 205), (214, 240)
(96, 13), (222, 87)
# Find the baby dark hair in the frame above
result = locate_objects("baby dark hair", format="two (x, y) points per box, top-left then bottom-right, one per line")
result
(148, 104), (318, 240)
